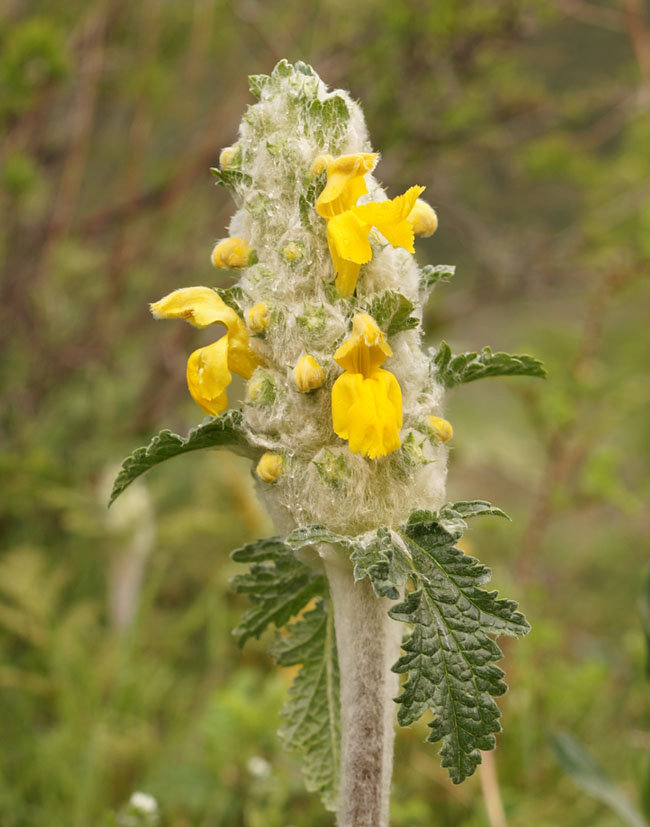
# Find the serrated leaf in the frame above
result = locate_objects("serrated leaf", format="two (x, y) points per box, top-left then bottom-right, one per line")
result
(285, 524), (354, 552)
(550, 731), (648, 827)
(407, 501), (509, 539)
(350, 526), (410, 600)
(109, 411), (257, 506)
(209, 166), (252, 191)
(420, 264), (455, 293)
(270, 601), (340, 810)
(230, 537), (326, 646)
(390, 517), (529, 784)
(364, 290), (419, 337)
(248, 73), (270, 98)
(433, 342), (546, 388)
(437, 501), (510, 537)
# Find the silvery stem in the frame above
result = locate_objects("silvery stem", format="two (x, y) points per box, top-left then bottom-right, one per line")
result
(323, 554), (403, 827)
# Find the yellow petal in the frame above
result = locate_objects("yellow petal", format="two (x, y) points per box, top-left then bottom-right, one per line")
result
(353, 185), (425, 253)
(316, 153), (378, 219)
(186, 337), (232, 416)
(331, 370), (402, 459)
(327, 228), (361, 297)
(333, 313), (392, 376)
(327, 211), (373, 265)
(150, 286), (240, 329)
(227, 340), (260, 380)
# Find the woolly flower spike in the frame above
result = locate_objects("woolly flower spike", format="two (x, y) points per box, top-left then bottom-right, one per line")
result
(315, 153), (425, 296)
(211, 237), (252, 269)
(407, 198), (438, 238)
(151, 287), (260, 416)
(331, 313), (402, 459)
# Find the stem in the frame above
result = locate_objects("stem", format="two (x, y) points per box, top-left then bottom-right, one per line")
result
(323, 554), (403, 827)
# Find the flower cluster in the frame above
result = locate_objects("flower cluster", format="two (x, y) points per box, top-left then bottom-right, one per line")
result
(151, 151), (448, 464)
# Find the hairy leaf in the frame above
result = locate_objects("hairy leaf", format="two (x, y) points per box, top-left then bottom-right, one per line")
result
(433, 341), (546, 388)
(390, 515), (530, 784)
(550, 731), (648, 827)
(214, 285), (246, 318)
(285, 524), (354, 552)
(230, 537), (326, 646)
(364, 290), (419, 337)
(271, 601), (340, 810)
(420, 264), (455, 293)
(209, 166), (252, 191)
(109, 411), (257, 506)
(350, 526), (410, 600)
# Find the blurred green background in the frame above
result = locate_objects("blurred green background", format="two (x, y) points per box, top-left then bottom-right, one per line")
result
(1, 0), (649, 825)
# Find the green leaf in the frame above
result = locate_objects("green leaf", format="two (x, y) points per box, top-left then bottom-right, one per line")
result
(209, 166), (252, 191)
(640, 570), (650, 680)
(364, 290), (419, 337)
(433, 341), (546, 388)
(109, 411), (257, 506)
(350, 526), (410, 600)
(214, 285), (246, 317)
(248, 73), (270, 98)
(550, 731), (649, 827)
(285, 524), (354, 552)
(230, 537), (326, 646)
(270, 601), (340, 811)
(390, 515), (529, 784)
(420, 264), (455, 292)
(437, 500), (510, 536)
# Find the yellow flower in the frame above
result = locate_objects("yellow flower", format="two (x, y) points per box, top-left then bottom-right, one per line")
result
(407, 198), (438, 238)
(294, 354), (325, 392)
(331, 313), (402, 459)
(211, 237), (252, 269)
(247, 302), (270, 333)
(256, 452), (284, 482)
(151, 286), (260, 416)
(427, 415), (453, 443)
(315, 153), (425, 296)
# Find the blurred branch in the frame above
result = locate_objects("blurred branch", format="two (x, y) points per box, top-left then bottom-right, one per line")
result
(480, 750), (508, 827)
(556, 0), (625, 30)
(621, 0), (650, 96)
(518, 261), (643, 576)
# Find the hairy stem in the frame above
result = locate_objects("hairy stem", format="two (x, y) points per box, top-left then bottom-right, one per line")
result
(323, 554), (402, 827)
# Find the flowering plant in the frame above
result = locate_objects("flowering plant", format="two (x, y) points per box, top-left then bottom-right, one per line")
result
(111, 60), (545, 826)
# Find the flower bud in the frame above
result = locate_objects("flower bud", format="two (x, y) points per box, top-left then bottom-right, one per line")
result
(310, 154), (333, 176)
(247, 302), (270, 333)
(211, 237), (252, 269)
(407, 199), (438, 238)
(219, 144), (241, 169)
(427, 415), (453, 443)
(256, 452), (283, 482)
(294, 354), (325, 393)
(247, 370), (275, 405)
(282, 241), (304, 263)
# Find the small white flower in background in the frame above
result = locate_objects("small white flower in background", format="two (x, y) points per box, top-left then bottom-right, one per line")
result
(119, 791), (160, 827)
(129, 792), (158, 814)
(247, 755), (272, 778)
